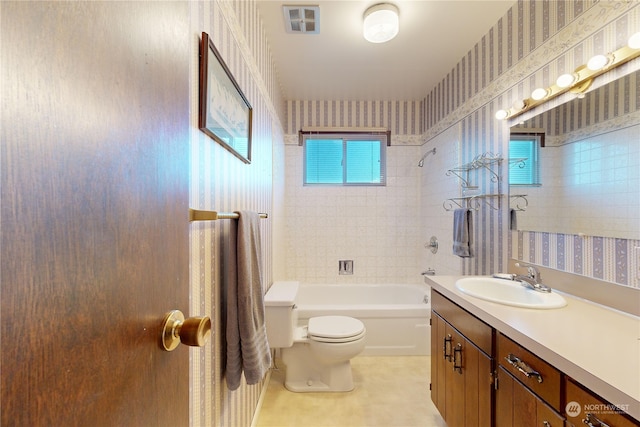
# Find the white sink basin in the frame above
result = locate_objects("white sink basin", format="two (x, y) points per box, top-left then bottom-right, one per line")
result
(455, 277), (567, 309)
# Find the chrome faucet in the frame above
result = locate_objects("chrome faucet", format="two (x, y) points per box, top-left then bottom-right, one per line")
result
(514, 262), (551, 293)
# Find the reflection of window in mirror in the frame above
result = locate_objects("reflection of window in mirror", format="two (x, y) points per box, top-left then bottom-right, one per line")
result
(509, 134), (543, 186)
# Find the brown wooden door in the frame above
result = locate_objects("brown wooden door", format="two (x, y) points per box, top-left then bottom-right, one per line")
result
(1, 2), (190, 426)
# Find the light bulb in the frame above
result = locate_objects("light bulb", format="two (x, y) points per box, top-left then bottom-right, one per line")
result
(495, 109), (509, 120)
(556, 73), (576, 88)
(628, 32), (640, 49)
(531, 88), (549, 101)
(512, 100), (526, 110)
(587, 54), (609, 71)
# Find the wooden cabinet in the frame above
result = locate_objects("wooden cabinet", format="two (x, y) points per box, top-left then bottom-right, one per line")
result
(497, 333), (563, 409)
(496, 366), (565, 427)
(564, 377), (639, 427)
(430, 290), (640, 426)
(431, 291), (493, 427)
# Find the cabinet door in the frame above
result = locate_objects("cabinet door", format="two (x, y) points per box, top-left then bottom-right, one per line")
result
(431, 312), (449, 416)
(446, 325), (492, 427)
(496, 366), (565, 427)
(445, 325), (466, 427)
(431, 299), (493, 427)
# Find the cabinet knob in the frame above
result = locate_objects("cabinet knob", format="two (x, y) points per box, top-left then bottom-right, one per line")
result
(161, 310), (211, 351)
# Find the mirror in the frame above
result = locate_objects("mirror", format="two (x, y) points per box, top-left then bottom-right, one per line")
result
(509, 70), (639, 240)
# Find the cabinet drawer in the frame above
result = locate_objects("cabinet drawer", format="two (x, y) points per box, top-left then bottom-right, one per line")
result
(565, 377), (639, 427)
(432, 290), (493, 355)
(497, 333), (562, 411)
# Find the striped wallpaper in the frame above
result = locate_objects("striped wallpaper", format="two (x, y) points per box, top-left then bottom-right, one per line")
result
(187, 1), (640, 426)
(516, 231), (640, 287)
(285, 100), (423, 139)
(423, 0), (640, 285)
(283, 1), (639, 288)
(188, 1), (283, 426)
(517, 70), (639, 146)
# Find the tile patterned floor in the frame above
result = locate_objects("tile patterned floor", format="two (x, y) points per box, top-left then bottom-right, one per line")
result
(254, 356), (446, 427)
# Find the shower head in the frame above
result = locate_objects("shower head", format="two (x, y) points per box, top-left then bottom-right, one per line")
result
(417, 147), (436, 167)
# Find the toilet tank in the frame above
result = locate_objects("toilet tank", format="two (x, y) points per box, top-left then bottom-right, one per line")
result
(264, 281), (299, 348)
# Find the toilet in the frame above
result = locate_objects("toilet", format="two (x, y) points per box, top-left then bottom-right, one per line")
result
(264, 281), (366, 392)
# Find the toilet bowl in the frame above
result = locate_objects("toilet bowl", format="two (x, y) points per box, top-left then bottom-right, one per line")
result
(264, 282), (366, 392)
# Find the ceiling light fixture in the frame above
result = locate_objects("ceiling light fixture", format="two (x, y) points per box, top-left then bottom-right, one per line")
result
(363, 3), (399, 43)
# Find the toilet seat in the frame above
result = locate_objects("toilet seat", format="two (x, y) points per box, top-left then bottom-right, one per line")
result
(307, 316), (365, 343)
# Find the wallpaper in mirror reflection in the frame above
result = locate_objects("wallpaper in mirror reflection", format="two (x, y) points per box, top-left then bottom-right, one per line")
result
(510, 70), (640, 241)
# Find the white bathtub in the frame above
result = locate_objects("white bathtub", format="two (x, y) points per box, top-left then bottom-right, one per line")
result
(295, 284), (431, 356)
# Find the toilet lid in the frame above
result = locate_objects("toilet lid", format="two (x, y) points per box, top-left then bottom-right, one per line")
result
(307, 316), (365, 340)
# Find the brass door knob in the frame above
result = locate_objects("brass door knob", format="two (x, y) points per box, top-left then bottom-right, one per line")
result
(161, 310), (211, 351)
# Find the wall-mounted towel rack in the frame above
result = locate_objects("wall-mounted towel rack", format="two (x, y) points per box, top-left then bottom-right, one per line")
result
(189, 209), (269, 222)
(446, 152), (502, 188)
(443, 194), (502, 211)
(509, 194), (529, 211)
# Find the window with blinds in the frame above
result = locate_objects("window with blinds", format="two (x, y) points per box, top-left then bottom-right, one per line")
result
(303, 133), (387, 186)
(509, 134), (542, 186)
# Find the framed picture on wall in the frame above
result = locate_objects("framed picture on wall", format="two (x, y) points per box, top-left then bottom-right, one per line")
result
(198, 32), (252, 163)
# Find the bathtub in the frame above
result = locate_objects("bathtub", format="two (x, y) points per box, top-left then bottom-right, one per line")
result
(295, 284), (431, 356)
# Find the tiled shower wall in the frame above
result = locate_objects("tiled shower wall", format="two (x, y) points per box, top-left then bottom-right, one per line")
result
(283, 2), (640, 288)
(188, 1), (284, 426)
(283, 143), (422, 284)
(422, 0), (640, 287)
(283, 102), (424, 284)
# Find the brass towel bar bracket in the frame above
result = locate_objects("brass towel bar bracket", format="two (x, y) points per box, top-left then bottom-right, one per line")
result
(189, 209), (268, 222)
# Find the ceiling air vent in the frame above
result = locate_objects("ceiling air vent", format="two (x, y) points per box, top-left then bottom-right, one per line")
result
(283, 5), (319, 34)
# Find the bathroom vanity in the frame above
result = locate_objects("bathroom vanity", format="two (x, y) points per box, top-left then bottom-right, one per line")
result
(426, 276), (639, 427)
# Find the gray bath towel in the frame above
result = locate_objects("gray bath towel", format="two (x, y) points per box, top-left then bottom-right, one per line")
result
(452, 208), (472, 257)
(226, 211), (271, 390)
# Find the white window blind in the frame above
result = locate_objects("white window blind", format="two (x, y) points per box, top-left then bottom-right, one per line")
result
(509, 135), (542, 186)
(303, 133), (386, 186)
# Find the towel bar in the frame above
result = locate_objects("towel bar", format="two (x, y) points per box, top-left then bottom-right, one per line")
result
(189, 209), (268, 222)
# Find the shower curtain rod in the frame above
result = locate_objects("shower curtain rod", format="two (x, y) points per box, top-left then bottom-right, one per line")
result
(189, 209), (269, 222)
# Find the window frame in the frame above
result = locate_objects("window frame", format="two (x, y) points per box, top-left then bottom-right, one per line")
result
(301, 131), (388, 186)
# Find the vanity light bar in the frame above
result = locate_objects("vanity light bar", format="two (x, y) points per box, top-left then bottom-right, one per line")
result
(496, 31), (640, 121)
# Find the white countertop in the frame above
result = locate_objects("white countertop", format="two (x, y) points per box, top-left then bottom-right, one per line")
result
(426, 275), (640, 421)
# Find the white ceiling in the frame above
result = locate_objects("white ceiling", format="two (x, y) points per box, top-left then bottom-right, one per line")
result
(256, 0), (516, 101)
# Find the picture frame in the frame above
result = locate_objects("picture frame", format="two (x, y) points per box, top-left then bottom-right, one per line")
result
(199, 32), (252, 163)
